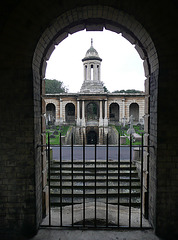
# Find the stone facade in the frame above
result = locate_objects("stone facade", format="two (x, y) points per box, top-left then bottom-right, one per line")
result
(44, 41), (145, 144)
(44, 92), (145, 144)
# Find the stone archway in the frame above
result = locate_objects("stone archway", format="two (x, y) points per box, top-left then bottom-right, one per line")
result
(65, 103), (75, 123)
(87, 130), (98, 144)
(86, 102), (98, 121)
(46, 103), (56, 125)
(129, 103), (139, 122)
(32, 4), (159, 235)
(109, 103), (119, 122)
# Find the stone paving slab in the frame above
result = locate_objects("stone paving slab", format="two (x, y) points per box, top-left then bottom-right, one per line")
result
(30, 229), (162, 240)
(41, 202), (150, 228)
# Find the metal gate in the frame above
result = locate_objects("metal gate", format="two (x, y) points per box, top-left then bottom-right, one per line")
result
(41, 133), (151, 229)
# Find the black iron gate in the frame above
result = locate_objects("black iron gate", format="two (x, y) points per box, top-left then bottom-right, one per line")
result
(41, 133), (151, 229)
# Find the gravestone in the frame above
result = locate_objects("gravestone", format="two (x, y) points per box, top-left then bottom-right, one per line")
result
(122, 116), (127, 127)
(127, 115), (135, 135)
(53, 130), (59, 135)
(49, 134), (55, 139)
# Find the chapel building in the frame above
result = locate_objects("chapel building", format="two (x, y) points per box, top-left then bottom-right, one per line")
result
(44, 39), (145, 144)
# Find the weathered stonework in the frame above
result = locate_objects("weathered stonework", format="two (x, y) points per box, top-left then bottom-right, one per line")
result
(44, 42), (145, 145)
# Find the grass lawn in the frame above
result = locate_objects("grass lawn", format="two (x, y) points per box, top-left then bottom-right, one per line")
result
(46, 125), (70, 145)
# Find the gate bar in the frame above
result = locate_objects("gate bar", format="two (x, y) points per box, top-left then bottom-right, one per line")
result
(60, 133), (63, 226)
(140, 133), (144, 227)
(118, 133), (120, 227)
(83, 133), (85, 227)
(71, 133), (74, 226)
(129, 134), (132, 227)
(47, 133), (51, 226)
(94, 141), (97, 227)
(106, 134), (109, 227)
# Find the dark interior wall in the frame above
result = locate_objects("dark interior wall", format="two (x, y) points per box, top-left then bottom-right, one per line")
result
(0, 1), (177, 239)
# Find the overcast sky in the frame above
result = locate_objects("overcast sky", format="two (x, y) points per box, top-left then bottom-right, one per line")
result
(45, 29), (145, 93)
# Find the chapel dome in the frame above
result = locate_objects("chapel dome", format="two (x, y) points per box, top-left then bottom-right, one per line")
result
(82, 39), (102, 62)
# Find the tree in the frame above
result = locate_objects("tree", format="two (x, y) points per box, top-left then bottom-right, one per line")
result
(112, 89), (143, 93)
(103, 85), (109, 93)
(45, 79), (68, 94)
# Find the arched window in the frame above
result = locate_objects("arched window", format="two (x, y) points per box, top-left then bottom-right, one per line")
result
(129, 103), (139, 122)
(86, 102), (98, 121)
(65, 103), (75, 122)
(46, 103), (56, 125)
(87, 130), (98, 144)
(109, 103), (119, 121)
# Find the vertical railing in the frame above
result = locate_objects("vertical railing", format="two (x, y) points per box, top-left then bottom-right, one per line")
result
(43, 132), (151, 230)
(94, 141), (97, 228)
(83, 134), (85, 227)
(71, 133), (74, 226)
(106, 134), (109, 227)
(140, 133), (144, 227)
(129, 134), (132, 227)
(47, 133), (51, 226)
(117, 133), (120, 227)
(60, 133), (63, 226)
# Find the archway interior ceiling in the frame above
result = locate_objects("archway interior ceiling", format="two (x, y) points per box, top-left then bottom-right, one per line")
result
(35, 6), (158, 80)
(43, 21), (148, 72)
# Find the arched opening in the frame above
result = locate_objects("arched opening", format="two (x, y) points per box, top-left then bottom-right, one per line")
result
(129, 103), (139, 122)
(32, 4), (159, 235)
(86, 102), (98, 121)
(109, 103), (120, 122)
(65, 103), (75, 123)
(87, 130), (98, 144)
(46, 103), (56, 125)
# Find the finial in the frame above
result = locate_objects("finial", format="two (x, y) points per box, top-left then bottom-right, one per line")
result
(91, 38), (93, 47)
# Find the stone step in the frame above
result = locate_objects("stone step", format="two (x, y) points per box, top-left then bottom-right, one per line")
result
(50, 184), (141, 189)
(50, 201), (140, 208)
(50, 197), (141, 208)
(51, 188), (140, 195)
(50, 177), (140, 182)
(50, 166), (137, 171)
(52, 160), (132, 165)
(50, 171), (138, 177)
(51, 192), (140, 198)
(49, 160), (141, 209)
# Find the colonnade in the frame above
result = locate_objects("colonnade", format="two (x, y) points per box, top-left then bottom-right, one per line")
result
(76, 100), (108, 127)
(46, 96), (145, 125)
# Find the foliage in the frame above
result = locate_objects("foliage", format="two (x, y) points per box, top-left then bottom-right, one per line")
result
(103, 85), (109, 92)
(112, 89), (143, 93)
(45, 79), (68, 94)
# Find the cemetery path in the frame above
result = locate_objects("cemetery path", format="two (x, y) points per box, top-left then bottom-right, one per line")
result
(52, 146), (131, 161)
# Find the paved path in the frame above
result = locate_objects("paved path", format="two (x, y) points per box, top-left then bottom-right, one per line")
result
(51, 146), (132, 161)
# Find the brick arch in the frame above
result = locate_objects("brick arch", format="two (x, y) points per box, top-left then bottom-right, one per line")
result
(32, 5), (158, 79)
(46, 103), (56, 125)
(65, 102), (75, 123)
(109, 102), (120, 121)
(129, 102), (139, 122)
(31, 4), (159, 234)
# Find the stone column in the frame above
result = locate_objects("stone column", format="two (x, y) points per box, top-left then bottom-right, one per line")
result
(77, 100), (80, 126)
(84, 64), (86, 81)
(93, 64), (97, 81)
(59, 98), (63, 124)
(99, 100), (103, 126)
(104, 100), (108, 126)
(82, 100), (85, 126)
(98, 65), (101, 82)
(87, 63), (91, 81)
(122, 99), (125, 122)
